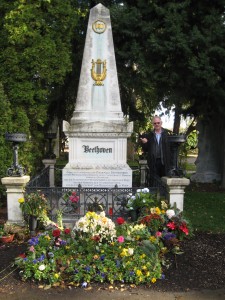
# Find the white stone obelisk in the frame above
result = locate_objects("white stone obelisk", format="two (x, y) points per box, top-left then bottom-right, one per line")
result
(63, 3), (133, 188)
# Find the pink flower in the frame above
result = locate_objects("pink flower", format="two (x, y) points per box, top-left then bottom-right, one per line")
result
(29, 246), (35, 252)
(69, 195), (79, 203)
(167, 222), (176, 230)
(117, 236), (125, 243)
(155, 231), (162, 237)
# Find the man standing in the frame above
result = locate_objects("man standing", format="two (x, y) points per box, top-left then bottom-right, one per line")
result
(140, 116), (171, 186)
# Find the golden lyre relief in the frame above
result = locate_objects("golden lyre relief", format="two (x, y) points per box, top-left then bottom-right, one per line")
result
(91, 59), (107, 86)
(92, 20), (106, 34)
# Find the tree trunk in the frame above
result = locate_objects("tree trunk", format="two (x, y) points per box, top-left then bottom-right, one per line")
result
(191, 116), (223, 183)
(173, 107), (181, 134)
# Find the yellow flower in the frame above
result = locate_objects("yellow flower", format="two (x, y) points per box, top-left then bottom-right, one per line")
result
(44, 235), (51, 240)
(120, 248), (128, 257)
(151, 277), (157, 283)
(146, 271), (150, 277)
(155, 207), (161, 215)
(18, 198), (24, 204)
(140, 254), (146, 259)
(142, 265), (147, 270)
(150, 236), (156, 243)
(151, 207), (161, 214)
(136, 269), (142, 276)
(54, 273), (59, 279)
(65, 246), (70, 250)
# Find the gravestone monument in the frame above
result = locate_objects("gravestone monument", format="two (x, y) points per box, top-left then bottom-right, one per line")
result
(63, 3), (133, 188)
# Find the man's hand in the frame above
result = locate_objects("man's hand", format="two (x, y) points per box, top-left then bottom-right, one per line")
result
(140, 138), (148, 144)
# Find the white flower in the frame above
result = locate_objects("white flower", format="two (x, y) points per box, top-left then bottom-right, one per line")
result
(142, 188), (149, 193)
(127, 193), (133, 199)
(99, 211), (105, 218)
(166, 209), (175, 219)
(38, 264), (46, 271)
(161, 201), (168, 210)
(128, 248), (134, 255)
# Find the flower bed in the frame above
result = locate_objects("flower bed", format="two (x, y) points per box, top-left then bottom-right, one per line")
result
(15, 197), (192, 288)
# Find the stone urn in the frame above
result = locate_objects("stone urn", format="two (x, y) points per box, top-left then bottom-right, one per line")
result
(168, 134), (186, 177)
(5, 132), (27, 176)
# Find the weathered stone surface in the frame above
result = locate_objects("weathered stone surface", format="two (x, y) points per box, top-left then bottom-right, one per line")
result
(63, 4), (133, 187)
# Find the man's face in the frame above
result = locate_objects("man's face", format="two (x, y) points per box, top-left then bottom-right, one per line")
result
(153, 118), (162, 130)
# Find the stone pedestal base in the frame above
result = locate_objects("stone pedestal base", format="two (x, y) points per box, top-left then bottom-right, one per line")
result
(162, 177), (190, 211)
(42, 159), (56, 187)
(1, 176), (30, 224)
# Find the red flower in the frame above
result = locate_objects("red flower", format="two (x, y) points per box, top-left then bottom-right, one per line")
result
(179, 223), (189, 235)
(109, 207), (113, 216)
(64, 228), (71, 235)
(91, 235), (101, 242)
(69, 195), (79, 203)
(167, 222), (176, 230)
(18, 253), (26, 258)
(52, 229), (61, 237)
(116, 217), (125, 225)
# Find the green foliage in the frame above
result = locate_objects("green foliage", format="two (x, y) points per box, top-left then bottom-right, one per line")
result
(18, 190), (49, 218)
(0, 83), (13, 198)
(0, 0), (80, 180)
(111, 0), (225, 129)
(184, 190), (225, 233)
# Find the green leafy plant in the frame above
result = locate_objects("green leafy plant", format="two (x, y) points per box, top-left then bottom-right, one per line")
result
(126, 188), (158, 214)
(18, 190), (49, 218)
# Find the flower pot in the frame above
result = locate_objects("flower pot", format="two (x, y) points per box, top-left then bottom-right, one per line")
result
(0, 234), (14, 243)
(129, 210), (139, 222)
(29, 215), (38, 235)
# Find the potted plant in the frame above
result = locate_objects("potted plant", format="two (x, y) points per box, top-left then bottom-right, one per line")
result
(18, 190), (49, 233)
(126, 188), (158, 221)
(0, 226), (15, 243)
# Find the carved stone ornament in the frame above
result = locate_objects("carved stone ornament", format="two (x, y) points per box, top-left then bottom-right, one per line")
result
(92, 19), (106, 34)
(91, 59), (107, 86)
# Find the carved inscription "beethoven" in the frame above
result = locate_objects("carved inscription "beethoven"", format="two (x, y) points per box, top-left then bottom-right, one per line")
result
(82, 145), (112, 154)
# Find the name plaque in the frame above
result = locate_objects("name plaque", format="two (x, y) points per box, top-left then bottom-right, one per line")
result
(63, 169), (132, 188)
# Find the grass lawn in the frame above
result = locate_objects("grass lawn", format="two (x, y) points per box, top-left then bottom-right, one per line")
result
(184, 190), (225, 233)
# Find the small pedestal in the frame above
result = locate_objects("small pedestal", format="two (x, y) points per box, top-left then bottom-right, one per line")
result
(42, 159), (56, 187)
(139, 160), (148, 187)
(162, 177), (190, 211)
(1, 176), (30, 224)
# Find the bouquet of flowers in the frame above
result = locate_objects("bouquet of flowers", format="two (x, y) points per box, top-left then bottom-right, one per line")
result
(126, 188), (157, 215)
(74, 211), (116, 243)
(61, 190), (80, 213)
(138, 200), (193, 253)
(18, 190), (49, 219)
